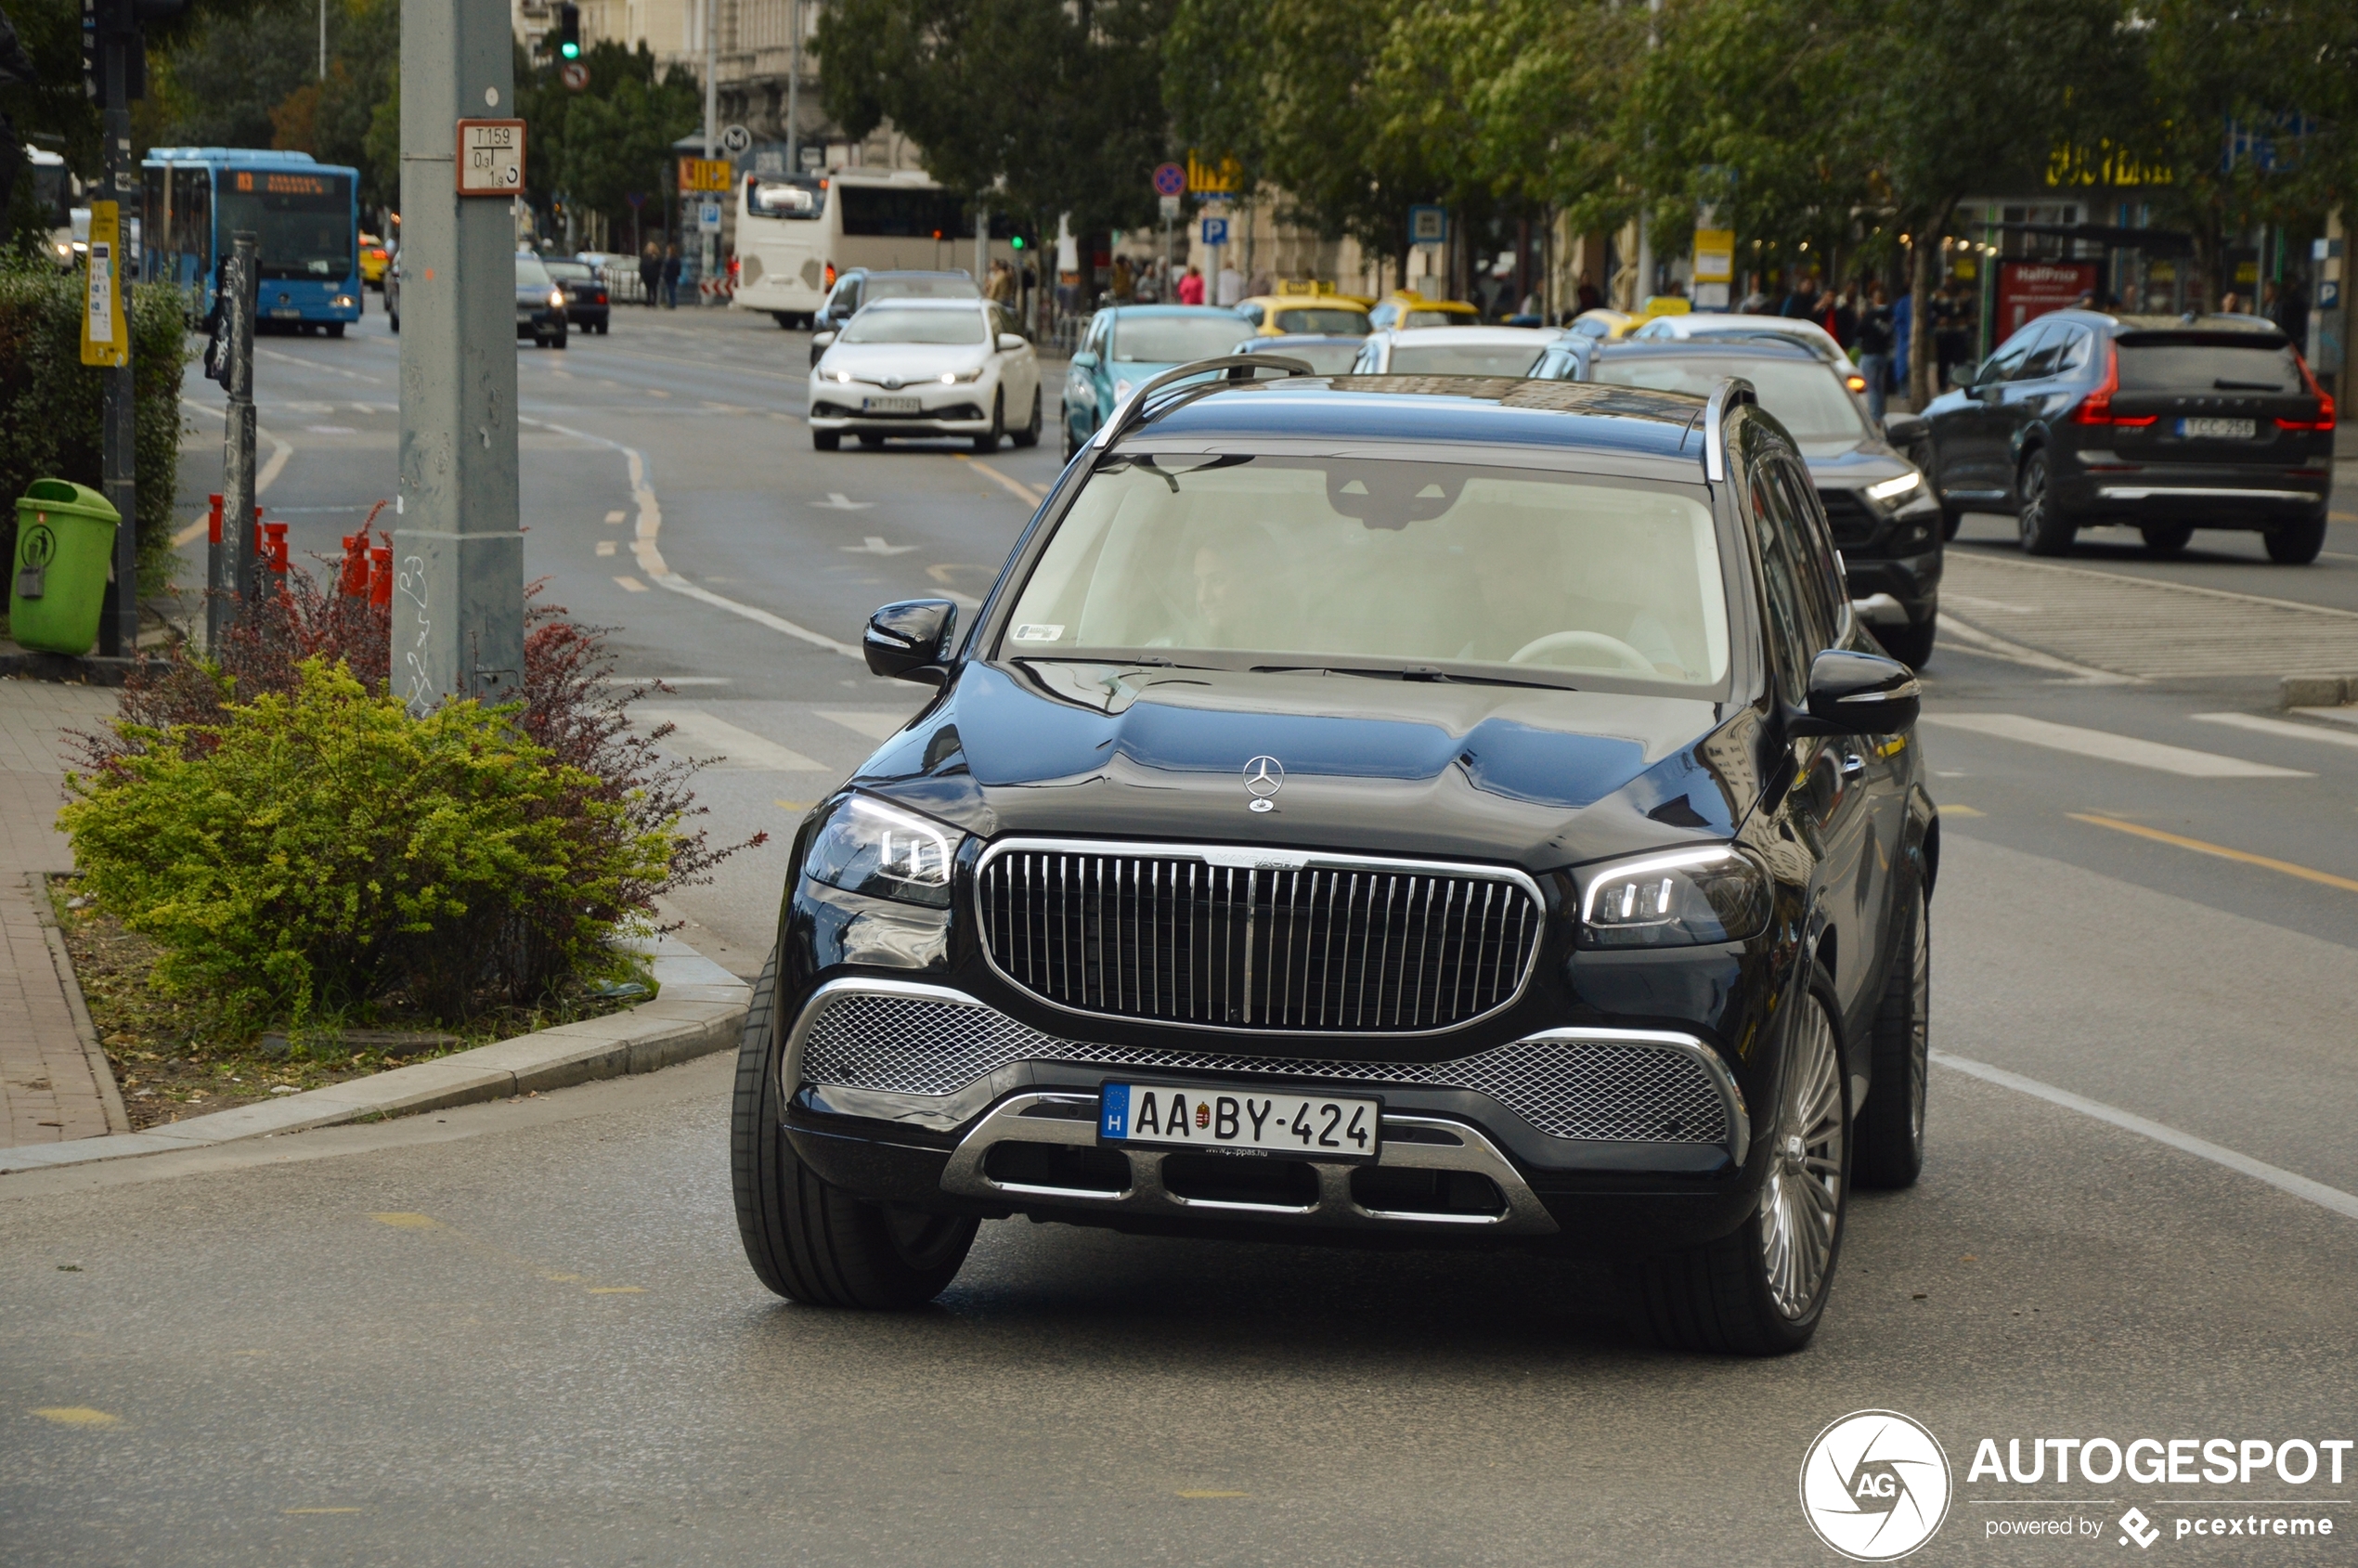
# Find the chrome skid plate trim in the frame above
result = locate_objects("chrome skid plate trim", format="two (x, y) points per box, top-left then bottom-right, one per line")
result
(939, 1092), (1561, 1236)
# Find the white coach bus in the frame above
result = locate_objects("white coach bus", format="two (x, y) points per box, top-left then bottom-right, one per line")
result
(732, 166), (1022, 328)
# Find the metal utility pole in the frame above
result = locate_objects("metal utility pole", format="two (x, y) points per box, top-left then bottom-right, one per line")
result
(318, 0), (326, 78)
(86, 0), (146, 659)
(701, 0), (717, 297)
(392, 0), (524, 713)
(783, 0), (800, 175)
(212, 231), (258, 649)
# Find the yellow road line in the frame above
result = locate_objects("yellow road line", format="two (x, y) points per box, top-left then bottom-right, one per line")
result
(1176, 1490), (1250, 1498)
(284, 1508), (364, 1514)
(1940, 804), (1985, 818)
(2068, 813), (2358, 893)
(959, 453), (1046, 505)
(32, 1406), (119, 1426)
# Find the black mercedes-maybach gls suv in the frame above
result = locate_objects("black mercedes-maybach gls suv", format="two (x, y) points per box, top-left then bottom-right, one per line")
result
(733, 360), (1938, 1355)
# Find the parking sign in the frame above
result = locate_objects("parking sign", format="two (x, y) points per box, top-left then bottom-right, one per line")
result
(1408, 204), (1446, 247)
(698, 202), (723, 234)
(1200, 216), (1229, 247)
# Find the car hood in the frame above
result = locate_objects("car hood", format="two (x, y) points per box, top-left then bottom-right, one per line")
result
(820, 343), (990, 381)
(1795, 434), (1915, 484)
(848, 661), (1769, 871)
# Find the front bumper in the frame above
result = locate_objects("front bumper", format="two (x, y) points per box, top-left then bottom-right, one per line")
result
(779, 977), (1761, 1249)
(809, 385), (994, 433)
(1844, 546), (1942, 625)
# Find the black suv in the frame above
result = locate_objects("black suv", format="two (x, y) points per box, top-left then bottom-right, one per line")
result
(1576, 340), (1943, 668)
(808, 268), (980, 365)
(732, 361), (1938, 1355)
(1921, 310), (2336, 562)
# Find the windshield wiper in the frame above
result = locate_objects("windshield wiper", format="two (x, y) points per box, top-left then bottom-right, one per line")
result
(1252, 664), (1574, 692)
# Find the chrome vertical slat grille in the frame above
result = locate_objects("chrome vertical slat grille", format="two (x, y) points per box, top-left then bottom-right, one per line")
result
(977, 845), (1542, 1033)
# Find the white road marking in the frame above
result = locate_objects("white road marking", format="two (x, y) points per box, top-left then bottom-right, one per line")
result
(841, 536), (916, 555)
(253, 345), (382, 383)
(2291, 706), (2358, 729)
(816, 709), (910, 741)
(305, 424), (356, 434)
(637, 708), (824, 770)
(1918, 712), (2313, 778)
(1935, 1052), (2358, 1224)
(2193, 712), (2358, 751)
(614, 575), (648, 592)
(529, 420), (862, 659)
(595, 540), (616, 557)
(1934, 614), (2136, 684)
(603, 510), (626, 524)
(810, 492), (875, 511)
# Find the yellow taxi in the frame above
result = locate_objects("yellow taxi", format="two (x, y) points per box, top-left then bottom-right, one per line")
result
(1366, 292), (1480, 330)
(1234, 282), (1371, 338)
(1567, 306), (1639, 341)
(359, 234), (391, 289)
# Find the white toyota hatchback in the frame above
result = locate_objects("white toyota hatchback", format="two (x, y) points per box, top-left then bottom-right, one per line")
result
(810, 297), (1043, 453)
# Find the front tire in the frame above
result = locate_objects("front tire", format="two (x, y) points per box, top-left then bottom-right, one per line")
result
(1642, 983), (1849, 1355)
(1856, 881), (1929, 1189)
(2016, 449), (2072, 555)
(973, 390), (1004, 454)
(1010, 384), (1043, 448)
(813, 430), (840, 451)
(2266, 515), (2327, 564)
(731, 946), (980, 1307)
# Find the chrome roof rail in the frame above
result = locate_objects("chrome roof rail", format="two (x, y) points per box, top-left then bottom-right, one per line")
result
(1701, 376), (1756, 483)
(1092, 354), (1317, 453)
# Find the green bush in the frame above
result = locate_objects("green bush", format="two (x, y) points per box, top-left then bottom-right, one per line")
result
(0, 261), (190, 598)
(59, 659), (677, 1032)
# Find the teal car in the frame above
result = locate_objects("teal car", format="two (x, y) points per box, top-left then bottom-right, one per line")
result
(1062, 305), (1259, 460)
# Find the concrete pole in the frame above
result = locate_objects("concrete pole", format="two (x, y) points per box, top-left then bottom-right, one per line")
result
(702, 0), (717, 296)
(784, 0), (800, 175)
(392, 0), (524, 713)
(97, 35), (137, 659)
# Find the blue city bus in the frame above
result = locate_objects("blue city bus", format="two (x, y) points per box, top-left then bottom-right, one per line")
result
(140, 149), (363, 335)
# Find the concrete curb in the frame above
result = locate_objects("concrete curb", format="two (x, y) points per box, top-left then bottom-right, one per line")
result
(26, 873), (128, 1135)
(0, 933), (749, 1176)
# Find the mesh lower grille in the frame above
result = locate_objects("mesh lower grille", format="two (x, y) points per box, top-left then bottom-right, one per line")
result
(799, 991), (1729, 1145)
(1818, 487), (1881, 548)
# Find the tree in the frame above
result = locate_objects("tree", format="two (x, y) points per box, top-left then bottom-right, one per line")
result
(816, 0), (1177, 272)
(516, 40), (701, 248)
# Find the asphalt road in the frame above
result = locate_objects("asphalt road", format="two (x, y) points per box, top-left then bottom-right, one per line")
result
(6, 303), (2357, 1565)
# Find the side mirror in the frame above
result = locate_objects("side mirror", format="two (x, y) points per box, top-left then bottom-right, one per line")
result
(811, 330), (837, 348)
(1881, 411), (1925, 445)
(1071, 350), (1099, 370)
(997, 331), (1027, 352)
(863, 598), (959, 686)
(1794, 649), (1919, 736)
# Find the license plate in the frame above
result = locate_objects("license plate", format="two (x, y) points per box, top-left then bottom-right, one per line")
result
(268, 308), (303, 319)
(2178, 417), (2255, 439)
(1100, 1082), (1381, 1161)
(862, 395), (921, 414)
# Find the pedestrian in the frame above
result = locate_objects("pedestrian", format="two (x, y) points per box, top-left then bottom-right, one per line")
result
(1110, 255), (1134, 304)
(1932, 281), (1970, 389)
(1248, 267), (1273, 299)
(660, 243), (681, 309)
(1855, 283), (1895, 424)
(639, 241), (660, 307)
(985, 257), (1017, 307)
(1175, 265), (1205, 305)
(1891, 285), (1912, 392)
(1831, 281), (1859, 352)
(1780, 272), (1820, 322)
(1216, 262), (1243, 307)
(2268, 279), (2310, 347)
(1575, 280), (1602, 316)
(2218, 291), (2241, 317)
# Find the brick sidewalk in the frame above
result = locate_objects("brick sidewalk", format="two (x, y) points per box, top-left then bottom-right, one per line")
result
(0, 679), (127, 1147)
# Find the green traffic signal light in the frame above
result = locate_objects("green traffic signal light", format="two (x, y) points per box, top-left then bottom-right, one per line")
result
(560, 39), (579, 57)
(556, 1), (580, 58)
(1010, 236), (1024, 250)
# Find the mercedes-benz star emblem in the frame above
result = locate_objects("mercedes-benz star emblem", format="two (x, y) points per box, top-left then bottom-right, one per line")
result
(1242, 756), (1284, 812)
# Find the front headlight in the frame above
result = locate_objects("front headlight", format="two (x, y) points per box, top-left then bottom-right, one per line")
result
(1577, 846), (1771, 950)
(803, 795), (965, 909)
(550, 290), (567, 309)
(1865, 472), (1923, 504)
(832, 369), (853, 383)
(939, 366), (984, 383)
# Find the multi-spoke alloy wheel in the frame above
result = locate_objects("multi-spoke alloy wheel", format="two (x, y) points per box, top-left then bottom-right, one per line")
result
(1760, 999), (1846, 1318)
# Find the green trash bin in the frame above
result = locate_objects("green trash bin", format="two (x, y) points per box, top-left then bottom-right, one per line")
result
(10, 479), (121, 656)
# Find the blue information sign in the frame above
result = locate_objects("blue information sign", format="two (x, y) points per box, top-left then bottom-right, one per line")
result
(1200, 216), (1229, 247)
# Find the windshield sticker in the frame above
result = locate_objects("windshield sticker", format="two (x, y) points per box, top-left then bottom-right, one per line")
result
(1012, 624), (1066, 641)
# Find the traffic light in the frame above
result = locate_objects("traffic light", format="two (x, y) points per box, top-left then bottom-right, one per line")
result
(1010, 235), (1024, 251)
(557, 2), (580, 58)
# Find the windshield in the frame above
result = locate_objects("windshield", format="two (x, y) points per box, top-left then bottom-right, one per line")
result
(842, 305), (986, 344)
(749, 181), (824, 219)
(1273, 306), (1367, 335)
(1386, 343), (1548, 377)
(1244, 341), (1363, 374)
(215, 169), (352, 281)
(867, 274), (980, 302)
(1593, 355), (1870, 444)
(514, 255), (553, 289)
(1111, 315), (1257, 364)
(2118, 338), (2300, 394)
(1003, 456), (1728, 686)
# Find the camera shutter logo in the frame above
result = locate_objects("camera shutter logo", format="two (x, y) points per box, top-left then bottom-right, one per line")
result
(1799, 1410), (1952, 1561)
(1242, 756), (1284, 812)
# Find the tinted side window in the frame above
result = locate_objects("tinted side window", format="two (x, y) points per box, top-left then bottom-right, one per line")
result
(1746, 463), (1816, 705)
(2054, 328), (2093, 376)
(2015, 323), (2067, 380)
(1977, 323), (2042, 383)
(1771, 459), (1845, 648)
(2116, 338), (2300, 394)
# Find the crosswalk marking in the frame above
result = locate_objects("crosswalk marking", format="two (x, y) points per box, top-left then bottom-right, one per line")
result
(816, 709), (911, 741)
(636, 708), (824, 771)
(2291, 706), (2358, 729)
(2193, 712), (2358, 751)
(1918, 713), (2313, 778)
